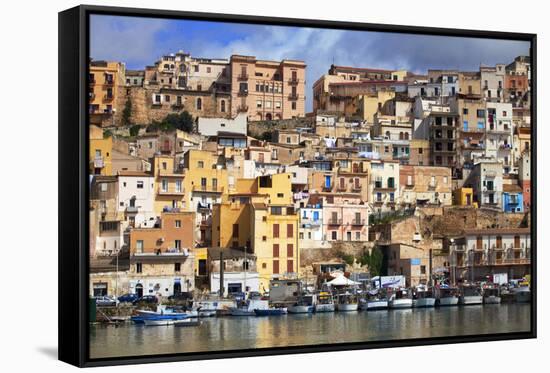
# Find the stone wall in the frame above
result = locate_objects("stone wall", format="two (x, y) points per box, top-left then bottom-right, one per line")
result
(248, 117), (315, 138)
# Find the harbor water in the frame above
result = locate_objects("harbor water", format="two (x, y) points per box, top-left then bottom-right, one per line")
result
(90, 303), (530, 359)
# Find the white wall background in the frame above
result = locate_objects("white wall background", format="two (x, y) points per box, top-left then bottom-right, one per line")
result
(0, 0), (547, 371)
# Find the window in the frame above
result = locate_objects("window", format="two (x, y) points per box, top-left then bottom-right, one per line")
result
(232, 224), (239, 238)
(136, 180), (144, 189)
(331, 231), (337, 240)
(136, 263), (142, 273)
(161, 179), (168, 192)
(273, 244), (279, 257)
(220, 100), (226, 113)
(420, 265), (426, 275)
(175, 180), (182, 193)
(463, 108), (468, 115)
(292, 102), (297, 110)
(273, 224), (280, 238)
(175, 239), (181, 249)
(287, 224), (293, 238)
(273, 260), (279, 274)
(275, 101), (281, 109)
(287, 260), (294, 273)
(136, 240), (144, 253)
(175, 220), (181, 228)
(175, 263), (181, 272)
(196, 98), (202, 110)
(256, 100), (262, 108)
(197, 161), (204, 168)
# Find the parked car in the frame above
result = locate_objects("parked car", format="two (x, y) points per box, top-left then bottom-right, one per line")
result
(168, 292), (193, 302)
(132, 295), (158, 305)
(118, 293), (139, 303)
(95, 295), (118, 307)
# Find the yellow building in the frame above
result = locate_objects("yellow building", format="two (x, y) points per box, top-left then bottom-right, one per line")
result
(212, 173), (298, 291)
(152, 155), (185, 215)
(89, 125), (113, 175)
(356, 91), (395, 123)
(453, 187), (476, 207)
(89, 60), (125, 116)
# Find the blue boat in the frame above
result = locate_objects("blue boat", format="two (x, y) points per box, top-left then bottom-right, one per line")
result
(131, 313), (189, 324)
(254, 307), (287, 316)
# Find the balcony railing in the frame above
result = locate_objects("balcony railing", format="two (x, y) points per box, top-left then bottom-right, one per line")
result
(328, 218), (342, 225)
(237, 74), (249, 81)
(125, 206), (139, 214)
(192, 185), (223, 193)
(288, 93), (299, 100)
(336, 184), (347, 191)
(103, 94), (113, 101)
(351, 218), (366, 226)
(157, 189), (185, 196)
(351, 184), (362, 192)
(237, 105), (249, 112)
(238, 90), (248, 96)
(93, 157), (104, 168)
(104, 79), (114, 86)
(288, 78), (300, 85)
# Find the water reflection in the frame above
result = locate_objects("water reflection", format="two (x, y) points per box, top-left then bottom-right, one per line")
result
(90, 304), (530, 359)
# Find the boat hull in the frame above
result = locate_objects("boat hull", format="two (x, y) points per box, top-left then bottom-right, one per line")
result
(360, 300), (389, 311)
(229, 307), (255, 316)
(483, 296), (502, 304)
(436, 297), (459, 307)
(174, 319), (201, 327)
(254, 308), (287, 316)
(413, 298), (436, 308)
(314, 304), (335, 313)
(459, 295), (483, 305)
(389, 299), (413, 309)
(288, 305), (314, 314)
(514, 290), (531, 303)
(336, 303), (358, 312)
(143, 319), (176, 326)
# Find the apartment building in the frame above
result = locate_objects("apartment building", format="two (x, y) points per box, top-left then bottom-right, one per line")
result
(399, 165), (452, 207)
(89, 60), (126, 126)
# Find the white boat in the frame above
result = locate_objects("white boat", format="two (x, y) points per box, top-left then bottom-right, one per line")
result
(512, 286), (531, 303)
(288, 294), (315, 314)
(335, 292), (358, 312)
(314, 292), (335, 312)
(389, 288), (413, 309)
(174, 319), (202, 327)
(483, 287), (501, 304)
(229, 299), (269, 316)
(459, 286), (483, 305)
(435, 287), (459, 307)
(413, 287), (436, 308)
(359, 289), (389, 311)
(143, 318), (176, 326)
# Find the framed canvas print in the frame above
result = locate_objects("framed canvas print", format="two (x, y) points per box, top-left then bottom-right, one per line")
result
(58, 5), (536, 367)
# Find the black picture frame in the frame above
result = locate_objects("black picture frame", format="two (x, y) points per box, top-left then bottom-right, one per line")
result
(58, 4), (537, 367)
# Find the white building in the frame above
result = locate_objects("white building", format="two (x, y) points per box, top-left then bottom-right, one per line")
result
(117, 171), (156, 229)
(298, 206), (329, 249)
(198, 112), (247, 137)
(485, 102), (513, 173)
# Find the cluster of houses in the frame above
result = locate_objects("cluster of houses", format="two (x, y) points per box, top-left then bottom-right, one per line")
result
(88, 52), (532, 299)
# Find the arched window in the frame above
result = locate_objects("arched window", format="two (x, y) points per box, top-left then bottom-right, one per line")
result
(399, 132), (404, 140)
(404, 132), (410, 140)
(197, 98), (202, 110)
(385, 131), (391, 139)
(220, 100), (226, 112)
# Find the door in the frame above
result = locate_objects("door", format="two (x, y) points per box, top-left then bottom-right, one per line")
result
(173, 282), (181, 295)
(135, 284), (143, 298)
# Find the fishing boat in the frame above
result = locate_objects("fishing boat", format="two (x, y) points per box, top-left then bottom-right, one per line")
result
(288, 294), (314, 314)
(459, 285), (483, 305)
(314, 292), (335, 313)
(229, 298), (269, 316)
(435, 287), (459, 307)
(482, 286), (502, 304)
(512, 286), (531, 303)
(132, 305), (189, 324)
(335, 292), (358, 312)
(413, 286), (436, 308)
(143, 318), (178, 326)
(254, 307), (288, 316)
(174, 318), (202, 327)
(359, 289), (389, 311)
(389, 288), (413, 309)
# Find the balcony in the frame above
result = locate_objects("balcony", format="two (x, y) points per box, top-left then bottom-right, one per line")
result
(328, 218), (342, 225)
(373, 184), (396, 192)
(197, 202), (212, 211)
(157, 189), (185, 196)
(125, 206), (139, 214)
(288, 93), (299, 100)
(428, 182), (437, 191)
(93, 157), (104, 169)
(103, 94), (114, 101)
(238, 90), (248, 96)
(104, 79), (114, 86)
(159, 145), (172, 153)
(192, 185), (223, 194)
(288, 78), (300, 85)
(237, 105), (249, 112)
(351, 218), (366, 226)
(89, 92), (96, 100)
(133, 248), (191, 260)
(322, 183), (333, 191)
(336, 184), (347, 192)
(237, 74), (249, 81)
(351, 184), (362, 192)
(301, 218), (321, 228)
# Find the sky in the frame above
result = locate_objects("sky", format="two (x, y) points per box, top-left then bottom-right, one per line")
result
(90, 15), (530, 112)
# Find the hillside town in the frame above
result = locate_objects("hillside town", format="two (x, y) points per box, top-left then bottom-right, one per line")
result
(88, 51), (532, 306)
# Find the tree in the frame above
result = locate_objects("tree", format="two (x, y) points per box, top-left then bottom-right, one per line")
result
(364, 247), (384, 277)
(121, 98), (132, 127)
(129, 124), (141, 137)
(163, 111), (194, 132)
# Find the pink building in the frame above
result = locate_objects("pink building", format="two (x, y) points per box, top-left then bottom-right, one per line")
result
(310, 193), (369, 242)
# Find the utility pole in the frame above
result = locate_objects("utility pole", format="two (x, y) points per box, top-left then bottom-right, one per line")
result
(219, 251), (224, 298)
(428, 248), (433, 287)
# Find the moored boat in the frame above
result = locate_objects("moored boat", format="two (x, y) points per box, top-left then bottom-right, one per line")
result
(512, 286), (531, 303)
(435, 287), (459, 307)
(143, 318), (177, 326)
(288, 294), (315, 314)
(459, 285), (483, 305)
(314, 291), (335, 312)
(389, 288), (413, 309)
(413, 286), (436, 308)
(482, 286), (501, 304)
(174, 319), (202, 327)
(335, 292), (358, 312)
(359, 289), (389, 311)
(254, 307), (288, 316)
(229, 298), (269, 316)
